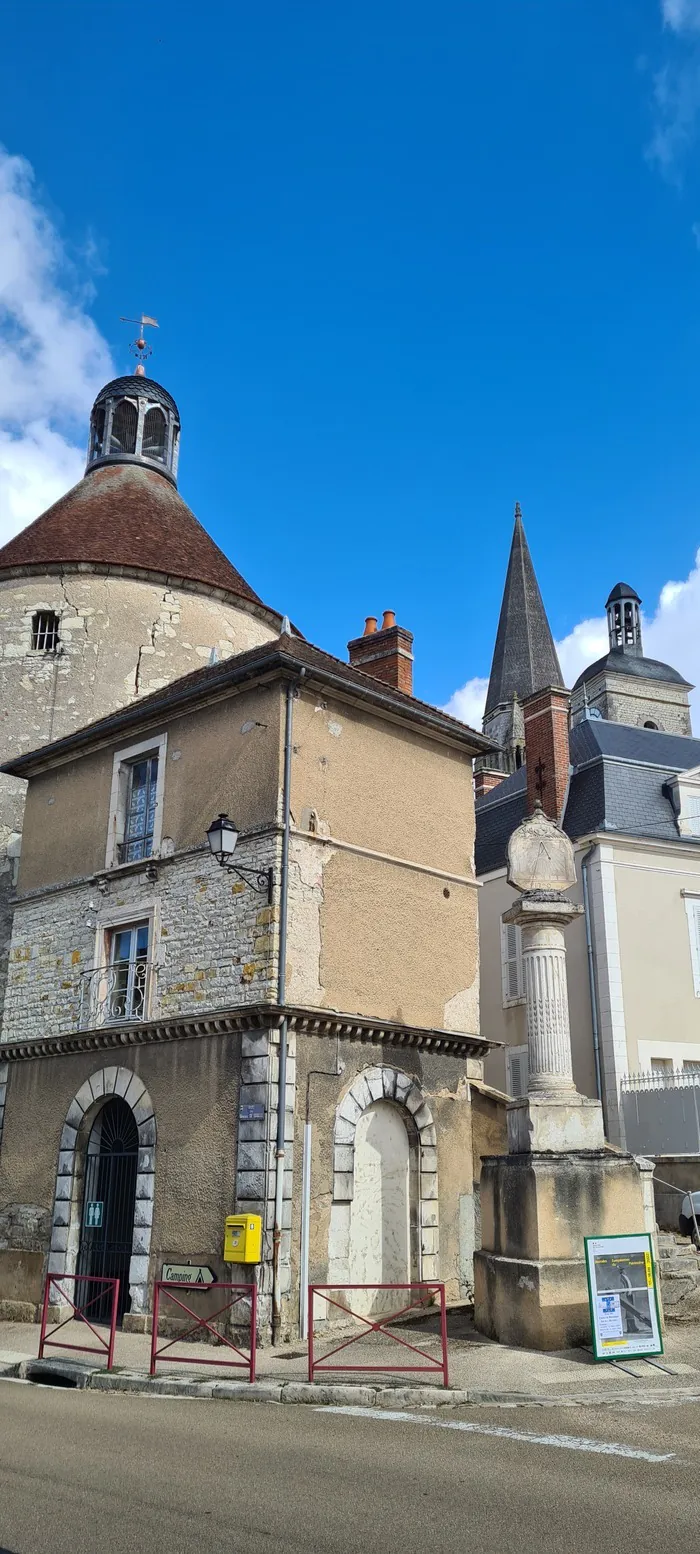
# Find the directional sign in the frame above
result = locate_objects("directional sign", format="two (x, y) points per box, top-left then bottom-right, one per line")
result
(85, 1200), (103, 1229)
(161, 1264), (216, 1286)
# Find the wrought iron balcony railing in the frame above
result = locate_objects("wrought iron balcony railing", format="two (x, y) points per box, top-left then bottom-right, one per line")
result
(78, 960), (155, 1030)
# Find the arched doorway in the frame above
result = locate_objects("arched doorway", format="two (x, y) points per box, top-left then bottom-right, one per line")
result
(75, 1097), (139, 1325)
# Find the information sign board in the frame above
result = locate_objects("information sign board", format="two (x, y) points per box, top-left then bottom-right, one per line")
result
(584, 1233), (663, 1361)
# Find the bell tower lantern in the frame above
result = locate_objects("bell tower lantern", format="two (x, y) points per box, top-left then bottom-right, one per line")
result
(606, 582), (642, 658)
(87, 376), (181, 485)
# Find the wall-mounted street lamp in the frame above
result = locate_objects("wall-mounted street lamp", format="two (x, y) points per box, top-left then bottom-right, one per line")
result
(206, 813), (273, 905)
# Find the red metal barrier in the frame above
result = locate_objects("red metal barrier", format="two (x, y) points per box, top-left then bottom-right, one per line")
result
(38, 1274), (119, 1369)
(150, 1281), (257, 1381)
(308, 1282), (449, 1387)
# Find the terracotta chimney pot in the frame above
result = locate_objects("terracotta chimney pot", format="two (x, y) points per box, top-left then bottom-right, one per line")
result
(363, 616), (378, 636)
(381, 610), (396, 630)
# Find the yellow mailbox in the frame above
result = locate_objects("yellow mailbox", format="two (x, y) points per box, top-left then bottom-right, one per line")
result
(224, 1213), (262, 1264)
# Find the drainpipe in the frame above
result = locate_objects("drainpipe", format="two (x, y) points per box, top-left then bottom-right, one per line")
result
(581, 844), (604, 1118)
(299, 1041), (343, 1338)
(272, 671), (303, 1343)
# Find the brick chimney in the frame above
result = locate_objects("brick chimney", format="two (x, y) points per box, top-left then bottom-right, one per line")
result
(347, 611), (414, 695)
(522, 685), (571, 821)
(474, 768), (507, 802)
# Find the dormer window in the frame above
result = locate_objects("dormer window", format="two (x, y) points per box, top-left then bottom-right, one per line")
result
(666, 769), (700, 839)
(31, 611), (60, 653)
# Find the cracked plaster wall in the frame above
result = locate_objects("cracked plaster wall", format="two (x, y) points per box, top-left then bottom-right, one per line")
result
(0, 572), (277, 1014)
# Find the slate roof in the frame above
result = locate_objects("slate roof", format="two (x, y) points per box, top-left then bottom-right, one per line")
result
(484, 507), (564, 717)
(93, 374), (180, 417)
(573, 648), (692, 690)
(475, 717), (700, 874)
(3, 631), (493, 778)
(0, 461), (273, 612)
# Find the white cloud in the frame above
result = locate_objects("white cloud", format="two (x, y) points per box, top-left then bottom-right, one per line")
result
(444, 551), (700, 730)
(663, 0), (700, 32)
(443, 676), (490, 729)
(0, 146), (113, 546)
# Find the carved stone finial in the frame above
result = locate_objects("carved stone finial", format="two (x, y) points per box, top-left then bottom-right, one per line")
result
(506, 804), (576, 896)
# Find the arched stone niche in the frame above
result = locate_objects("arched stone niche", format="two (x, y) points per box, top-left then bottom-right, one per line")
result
(328, 1066), (439, 1289)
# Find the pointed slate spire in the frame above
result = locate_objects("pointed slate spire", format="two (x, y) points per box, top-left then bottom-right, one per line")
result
(484, 504), (563, 717)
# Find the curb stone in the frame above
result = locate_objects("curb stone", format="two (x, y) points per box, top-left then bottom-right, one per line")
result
(5, 1358), (700, 1410)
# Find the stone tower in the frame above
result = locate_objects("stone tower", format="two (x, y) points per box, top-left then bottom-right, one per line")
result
(480, 504), (564, 774)
(0, 368), (284, 1012)
(570, 582), (693, 734)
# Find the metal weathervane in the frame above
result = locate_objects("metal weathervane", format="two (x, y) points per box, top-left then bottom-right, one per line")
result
(119, 313), (159, 375)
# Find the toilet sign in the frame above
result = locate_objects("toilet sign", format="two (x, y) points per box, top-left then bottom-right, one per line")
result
(85, 1201), (103, 1229)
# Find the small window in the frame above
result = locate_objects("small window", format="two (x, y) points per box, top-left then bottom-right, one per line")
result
(142, 405), (167, 462)
(106, 922), (150, 1022)
(109, 398), (138, 455)
(683, 1061), (700, 1075)
(506, 1044), (529, 1098)
(650, 1057), (674, 1075)
(686, 897), (700, 997)
(644, 720), (659, 731)
(501, 920), (525, 1007)
(31, 611), (60, 653)
(117, 755), (159, 864)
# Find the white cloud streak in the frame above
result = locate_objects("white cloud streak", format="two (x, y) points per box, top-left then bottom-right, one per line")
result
(0, 146), (113, 544)
(444, 551), (700, 731)
(663, 0), (700, 33)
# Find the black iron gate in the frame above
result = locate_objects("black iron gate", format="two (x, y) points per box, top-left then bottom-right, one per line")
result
(75, 1097), (138, 1325)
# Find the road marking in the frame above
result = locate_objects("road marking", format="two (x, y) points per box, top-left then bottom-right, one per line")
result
(318, 1406), (675, 1461)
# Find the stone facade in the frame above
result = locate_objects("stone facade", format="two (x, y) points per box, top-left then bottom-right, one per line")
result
(569, 668), (692, 735)
(1, 836), (280, 1044)
(0, 571), (279, 1018)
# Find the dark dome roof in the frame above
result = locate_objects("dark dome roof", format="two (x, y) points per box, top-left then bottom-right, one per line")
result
(573, 649), (691, 691)
(606, 581), (641, 606)
(93, 375), (179, 419)
(0, 461), (272, 610)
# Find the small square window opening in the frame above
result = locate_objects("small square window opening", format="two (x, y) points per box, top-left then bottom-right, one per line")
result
(31, 611), (60, 653)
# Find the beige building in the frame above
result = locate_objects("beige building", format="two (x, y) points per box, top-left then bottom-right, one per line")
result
(476, 523), (700, 1149)
(0, 599), (504, 1337)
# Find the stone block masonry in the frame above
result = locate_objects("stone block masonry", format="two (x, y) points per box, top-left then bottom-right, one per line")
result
(1, 835), (281, 1045)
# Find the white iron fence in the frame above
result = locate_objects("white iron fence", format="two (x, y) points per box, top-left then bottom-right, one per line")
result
(620, 1071), (700, 1156)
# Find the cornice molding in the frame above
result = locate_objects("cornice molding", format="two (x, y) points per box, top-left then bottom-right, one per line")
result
(0, 1001), (497, 1064)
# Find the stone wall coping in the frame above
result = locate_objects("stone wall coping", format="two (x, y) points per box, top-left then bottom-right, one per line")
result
(0, 1001), (499, 1064)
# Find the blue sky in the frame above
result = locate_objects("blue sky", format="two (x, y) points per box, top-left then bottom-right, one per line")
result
(2, 0), (700, 721)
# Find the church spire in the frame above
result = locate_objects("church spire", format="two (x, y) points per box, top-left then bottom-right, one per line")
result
(484, 503), (563, 722)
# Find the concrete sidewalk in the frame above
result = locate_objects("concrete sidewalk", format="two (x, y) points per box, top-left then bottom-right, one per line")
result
(3, 1309), (700, 1408)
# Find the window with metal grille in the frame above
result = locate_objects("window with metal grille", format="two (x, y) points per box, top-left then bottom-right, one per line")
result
(109, 397), (138, 455)
(142, 405), (167, 462)
(90, 404), (106, 461)
(501, 920), (525, 1006)
(106, 922), (150, 1021)
(31, 610), (60, 652)
(117, 754), (159, 863)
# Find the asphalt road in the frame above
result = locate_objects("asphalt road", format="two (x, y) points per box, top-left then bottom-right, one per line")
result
(1, 1381), (699, 1554)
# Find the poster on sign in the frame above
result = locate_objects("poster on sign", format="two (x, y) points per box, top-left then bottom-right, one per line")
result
(584, 1233), (663, 1361)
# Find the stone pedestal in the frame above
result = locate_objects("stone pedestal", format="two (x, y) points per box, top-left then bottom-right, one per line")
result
(474, 804), (649, 1350)
(474, 1152), (646, 1350)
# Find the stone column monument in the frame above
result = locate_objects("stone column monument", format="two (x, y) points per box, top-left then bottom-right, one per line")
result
(474, 804), (647, 1350)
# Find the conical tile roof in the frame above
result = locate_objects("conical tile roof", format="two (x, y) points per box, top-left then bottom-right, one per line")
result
(484, 505), (563, 716)
(0, 462), (267, 608)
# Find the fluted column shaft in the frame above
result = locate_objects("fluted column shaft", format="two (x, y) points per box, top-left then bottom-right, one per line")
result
(521, 922), (576, 1094)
